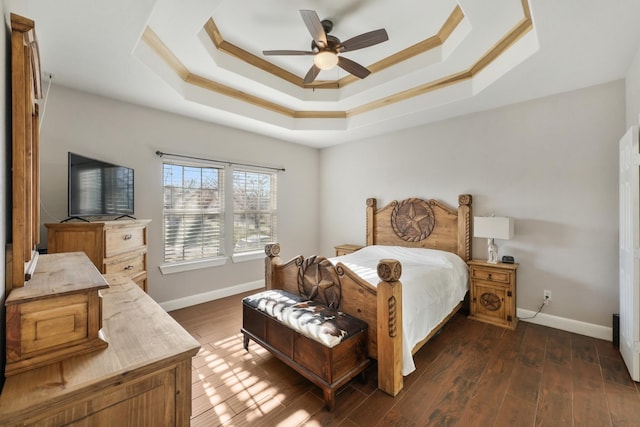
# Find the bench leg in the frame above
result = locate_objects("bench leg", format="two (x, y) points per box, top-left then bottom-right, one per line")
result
(323, 388), (335, 411)
(359, 369), (367, 384)
(242, 332), (250, 351)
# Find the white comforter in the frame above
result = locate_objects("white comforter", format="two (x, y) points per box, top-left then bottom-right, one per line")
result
(329, 245), (469, 376)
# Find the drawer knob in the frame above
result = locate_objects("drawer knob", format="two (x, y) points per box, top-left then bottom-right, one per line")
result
(123, 234), (132, 240)
(487, 273), (492, 280)
(124, 265), (134, 270)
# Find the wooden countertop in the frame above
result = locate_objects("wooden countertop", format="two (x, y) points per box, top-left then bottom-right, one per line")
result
(0, 273), (200, 422)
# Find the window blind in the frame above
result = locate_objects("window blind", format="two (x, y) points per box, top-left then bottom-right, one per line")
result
(163, 162), (224, 263)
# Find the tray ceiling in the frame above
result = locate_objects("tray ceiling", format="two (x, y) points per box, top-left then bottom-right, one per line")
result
(8, 0), (640, 147)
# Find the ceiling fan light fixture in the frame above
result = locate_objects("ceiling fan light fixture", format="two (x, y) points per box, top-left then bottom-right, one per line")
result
(313, 51), (339, 70)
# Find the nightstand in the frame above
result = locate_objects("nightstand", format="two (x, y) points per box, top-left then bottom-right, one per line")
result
(467, 259), (519, 330)
(334, 244), (364, 256)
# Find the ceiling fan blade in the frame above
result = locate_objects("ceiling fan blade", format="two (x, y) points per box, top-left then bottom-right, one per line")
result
(263, 50), (314, 56)
(300, 10), (327, 48)
(340, 29), (389, 52)
(303, 64), (321, 84)
(337, 56), (371, 79)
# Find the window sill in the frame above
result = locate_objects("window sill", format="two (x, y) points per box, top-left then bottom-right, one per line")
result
(232, 251), (265, 263)
(159, 257), (228, 275)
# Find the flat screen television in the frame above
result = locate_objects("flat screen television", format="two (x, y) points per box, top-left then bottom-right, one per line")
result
(68, 152), (134, 218)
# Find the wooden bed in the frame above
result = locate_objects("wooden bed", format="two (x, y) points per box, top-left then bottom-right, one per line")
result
(264, 194), (472, 396)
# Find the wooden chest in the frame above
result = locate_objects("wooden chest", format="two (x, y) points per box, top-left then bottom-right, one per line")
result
(5, 252), (109, 376)
(242, 298), (370, 410)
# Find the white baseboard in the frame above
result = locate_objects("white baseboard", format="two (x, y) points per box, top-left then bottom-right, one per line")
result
(517, 307), (612, 342)
(159, 280), (264, 312)
(160, 289), (613, 342)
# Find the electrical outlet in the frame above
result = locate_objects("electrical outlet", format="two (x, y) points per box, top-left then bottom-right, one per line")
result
(543, 290), (552, 304)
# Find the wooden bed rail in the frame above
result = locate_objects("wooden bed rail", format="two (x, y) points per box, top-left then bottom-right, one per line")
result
(264, 243), (404, 396)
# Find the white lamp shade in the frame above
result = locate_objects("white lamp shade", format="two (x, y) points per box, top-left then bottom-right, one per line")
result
(313, 51), (339, 70)
(474, 216), (514, 240)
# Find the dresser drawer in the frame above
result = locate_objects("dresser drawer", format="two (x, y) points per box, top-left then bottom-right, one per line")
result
(104, 253), (146, 277)
(470, 266), (511, 284)
(105, 226), (145, 257)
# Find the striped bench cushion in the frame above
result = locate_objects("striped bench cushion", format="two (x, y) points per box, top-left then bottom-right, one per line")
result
(242, 290), (368, 348)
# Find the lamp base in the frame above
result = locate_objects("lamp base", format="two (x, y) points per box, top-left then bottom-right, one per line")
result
(487, 238), (499, 264)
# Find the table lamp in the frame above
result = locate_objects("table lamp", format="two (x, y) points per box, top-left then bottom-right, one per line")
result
(474, 216), (514, 264)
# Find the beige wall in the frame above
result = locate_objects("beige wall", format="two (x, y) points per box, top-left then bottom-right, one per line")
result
(39, 85), (320, 305)
(319, 80), (625, 329)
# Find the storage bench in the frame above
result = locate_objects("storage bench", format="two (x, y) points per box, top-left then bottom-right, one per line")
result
(241, 289), (370, 410)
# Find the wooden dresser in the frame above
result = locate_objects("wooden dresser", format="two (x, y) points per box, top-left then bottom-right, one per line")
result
(0, 273), (200, 426)
(46, 220), (151, 291)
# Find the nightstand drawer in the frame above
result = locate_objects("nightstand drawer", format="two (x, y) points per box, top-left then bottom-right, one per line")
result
(471, 267), (511, 284)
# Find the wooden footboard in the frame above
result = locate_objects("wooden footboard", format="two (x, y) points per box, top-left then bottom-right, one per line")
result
(265, 243), (404, 396)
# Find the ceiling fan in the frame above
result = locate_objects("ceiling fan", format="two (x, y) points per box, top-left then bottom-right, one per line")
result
(263, 10), (389, 85)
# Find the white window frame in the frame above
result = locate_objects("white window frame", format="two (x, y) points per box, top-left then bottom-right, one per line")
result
(159, 158), (227, 275)
(159, 159), (279, 273)
(230, 166), (278, 263)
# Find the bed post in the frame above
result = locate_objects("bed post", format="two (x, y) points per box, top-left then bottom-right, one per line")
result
(376, 258), (403, 396)
(457, 194), (473, 261)
(366, 198), (377, 246)
(264, 243), (281, 290)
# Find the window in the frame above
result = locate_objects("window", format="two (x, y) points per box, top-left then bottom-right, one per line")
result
(160, 157), (279, 273)
(162, 161), (224, 264)
(233, 169), (277, 254)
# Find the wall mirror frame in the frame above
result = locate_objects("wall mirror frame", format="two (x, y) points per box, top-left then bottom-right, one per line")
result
(7, 13), (42, 291)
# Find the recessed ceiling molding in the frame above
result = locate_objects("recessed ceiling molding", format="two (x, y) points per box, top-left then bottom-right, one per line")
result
(202, 6), (465, 91)
(203, 18), (328, 89)
(139, 0), (535, 132)
(335, 5), (465, 89)
(141, 27), (189, 80)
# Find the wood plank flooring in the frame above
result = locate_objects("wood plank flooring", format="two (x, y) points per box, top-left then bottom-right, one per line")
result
(169, 292), (640, 426)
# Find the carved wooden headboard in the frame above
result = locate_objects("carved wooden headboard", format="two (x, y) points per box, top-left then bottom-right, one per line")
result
(365, 194), (472, 261)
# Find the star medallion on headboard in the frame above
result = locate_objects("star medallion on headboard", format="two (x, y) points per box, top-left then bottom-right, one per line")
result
(391, 198), (436, 242)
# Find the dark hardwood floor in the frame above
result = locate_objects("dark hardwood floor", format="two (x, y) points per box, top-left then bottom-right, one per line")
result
(169, 291), (640, 426)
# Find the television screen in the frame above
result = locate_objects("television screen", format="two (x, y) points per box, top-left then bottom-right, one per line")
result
(68, 152), (134, 217)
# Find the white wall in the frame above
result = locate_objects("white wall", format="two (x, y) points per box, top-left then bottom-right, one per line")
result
(39, 85), (320, 305)
(319, 80), (625, 329)
(626, 46), (640, 127)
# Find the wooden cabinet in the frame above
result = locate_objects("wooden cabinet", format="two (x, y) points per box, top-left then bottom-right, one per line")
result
(5, 253), (109, 376)
(334, 244), (364, 256)
(0, 273), (200, 426)
(468, 259), (519, 330)
(46, 220), (151, 291)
